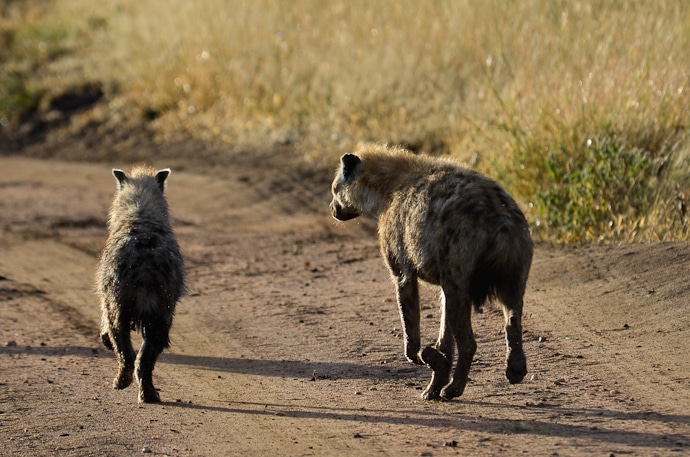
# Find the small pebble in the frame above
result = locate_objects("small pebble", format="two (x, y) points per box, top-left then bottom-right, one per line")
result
(142, 447), (152, 454)
(530, 374), (538, 381)
(538, 336), (546, 343)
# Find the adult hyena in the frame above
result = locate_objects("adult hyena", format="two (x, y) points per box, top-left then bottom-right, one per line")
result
(96, 166), (186, 403)
(330, 143), (533, 401)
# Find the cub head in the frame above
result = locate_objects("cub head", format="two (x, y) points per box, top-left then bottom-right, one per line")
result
(329, 153), (362, 221)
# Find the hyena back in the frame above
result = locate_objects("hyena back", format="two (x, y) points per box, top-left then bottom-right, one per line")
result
(330, 143), (533, 401)
(96, 166), (186, 403)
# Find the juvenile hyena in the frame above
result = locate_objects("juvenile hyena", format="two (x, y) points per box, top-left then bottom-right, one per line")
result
(330, 143), (533, 401)
(96, 166), (186, 403)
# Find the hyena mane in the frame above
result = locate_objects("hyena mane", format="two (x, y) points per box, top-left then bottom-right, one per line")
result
(330, 143), (533, 401)
(96, 165), (186, 403)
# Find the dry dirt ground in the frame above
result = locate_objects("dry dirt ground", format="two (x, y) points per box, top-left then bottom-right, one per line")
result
(0, 139), (689, 456)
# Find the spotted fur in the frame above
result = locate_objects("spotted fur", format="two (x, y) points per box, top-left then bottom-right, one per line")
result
(330, 143), (533, 401)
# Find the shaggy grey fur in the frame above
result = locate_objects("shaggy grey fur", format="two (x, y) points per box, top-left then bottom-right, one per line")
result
(96, 166), (186, 403)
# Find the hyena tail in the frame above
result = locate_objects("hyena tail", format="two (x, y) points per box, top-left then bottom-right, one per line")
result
(139, 312), (172, 349)
(468, 227), (529, 311)
(135, 290), (172, 349)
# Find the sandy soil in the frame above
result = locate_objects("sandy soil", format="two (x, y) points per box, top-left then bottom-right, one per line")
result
(0, 140), (689, 456)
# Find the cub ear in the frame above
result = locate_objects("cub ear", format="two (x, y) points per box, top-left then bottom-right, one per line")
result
(340, 153), (362, 184)
(155, 168), (171, 192)
(112, 169), (127, 190)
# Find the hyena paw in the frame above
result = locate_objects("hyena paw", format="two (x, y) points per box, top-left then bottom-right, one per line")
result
(506, 355), (527, 384)
(441, 380), (467, 400)
(139, 386), (161, 403)
(420, 347), (452, 402)
(101, 333), (114, 351)
(421, 384), (444, 402)
(405, 343), (423, 365)
(113, 370), (134, 390)
(420, 346), (451, 373)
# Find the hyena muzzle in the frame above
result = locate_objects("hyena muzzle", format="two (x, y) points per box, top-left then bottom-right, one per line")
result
(330, 143), (533, 401)
(96, 166), (186, 403)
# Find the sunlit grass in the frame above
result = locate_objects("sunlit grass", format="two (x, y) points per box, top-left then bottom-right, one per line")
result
(2, 0), (689, 242)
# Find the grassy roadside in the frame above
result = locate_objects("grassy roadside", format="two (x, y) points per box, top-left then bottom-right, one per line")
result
(1, 0), (689, 242)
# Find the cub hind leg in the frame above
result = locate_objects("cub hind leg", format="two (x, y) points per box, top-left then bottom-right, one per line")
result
(136, 313), (170, 403)
(108, 310), (136, 390)
(100, 305), (114, 350)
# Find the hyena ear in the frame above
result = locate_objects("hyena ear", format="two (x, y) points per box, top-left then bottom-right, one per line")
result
(155, 168), (171, 192)
(112, 169), (127, 190)
(340, 153), (362, 184)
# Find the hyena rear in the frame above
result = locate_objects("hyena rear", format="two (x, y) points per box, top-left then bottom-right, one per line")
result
(330, 143), (533, 401)
(96, 166), (186, 403)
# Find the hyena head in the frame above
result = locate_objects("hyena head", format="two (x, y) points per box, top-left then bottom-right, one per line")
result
(330, 153), (362, 221)
(109, 166), (172, 229)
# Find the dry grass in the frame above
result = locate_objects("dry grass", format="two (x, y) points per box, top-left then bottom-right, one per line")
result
(2, 0), (690, 242)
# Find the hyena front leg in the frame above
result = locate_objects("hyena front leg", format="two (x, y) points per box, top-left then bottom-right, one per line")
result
(501, 294), (527, 384)
(394, 273), (423, 365)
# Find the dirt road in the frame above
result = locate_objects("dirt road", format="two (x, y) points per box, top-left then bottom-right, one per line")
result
(1, 154), (689, 456)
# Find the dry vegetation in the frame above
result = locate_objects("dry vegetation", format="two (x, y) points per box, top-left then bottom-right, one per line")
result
(2, 0), (690, 242)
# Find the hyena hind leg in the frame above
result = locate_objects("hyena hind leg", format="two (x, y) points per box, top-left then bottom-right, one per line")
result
(440, 292), (476, 400)
(420, 290), (455, 401)
(101, 332), (114, 351)
(135, 315), (170, 403)
(500, 292), (527, 384)
(100, 311), (114, 350)
(109, 323), (136, 390)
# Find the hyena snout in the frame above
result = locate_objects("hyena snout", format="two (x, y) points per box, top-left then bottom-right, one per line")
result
(330, 200), (360, 221)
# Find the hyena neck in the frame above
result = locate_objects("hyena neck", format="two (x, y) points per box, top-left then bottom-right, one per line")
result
(351, 158), (419, 219)
(108, 192), (171, 234)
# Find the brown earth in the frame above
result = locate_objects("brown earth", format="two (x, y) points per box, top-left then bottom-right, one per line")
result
(0, 134), (689, 456)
